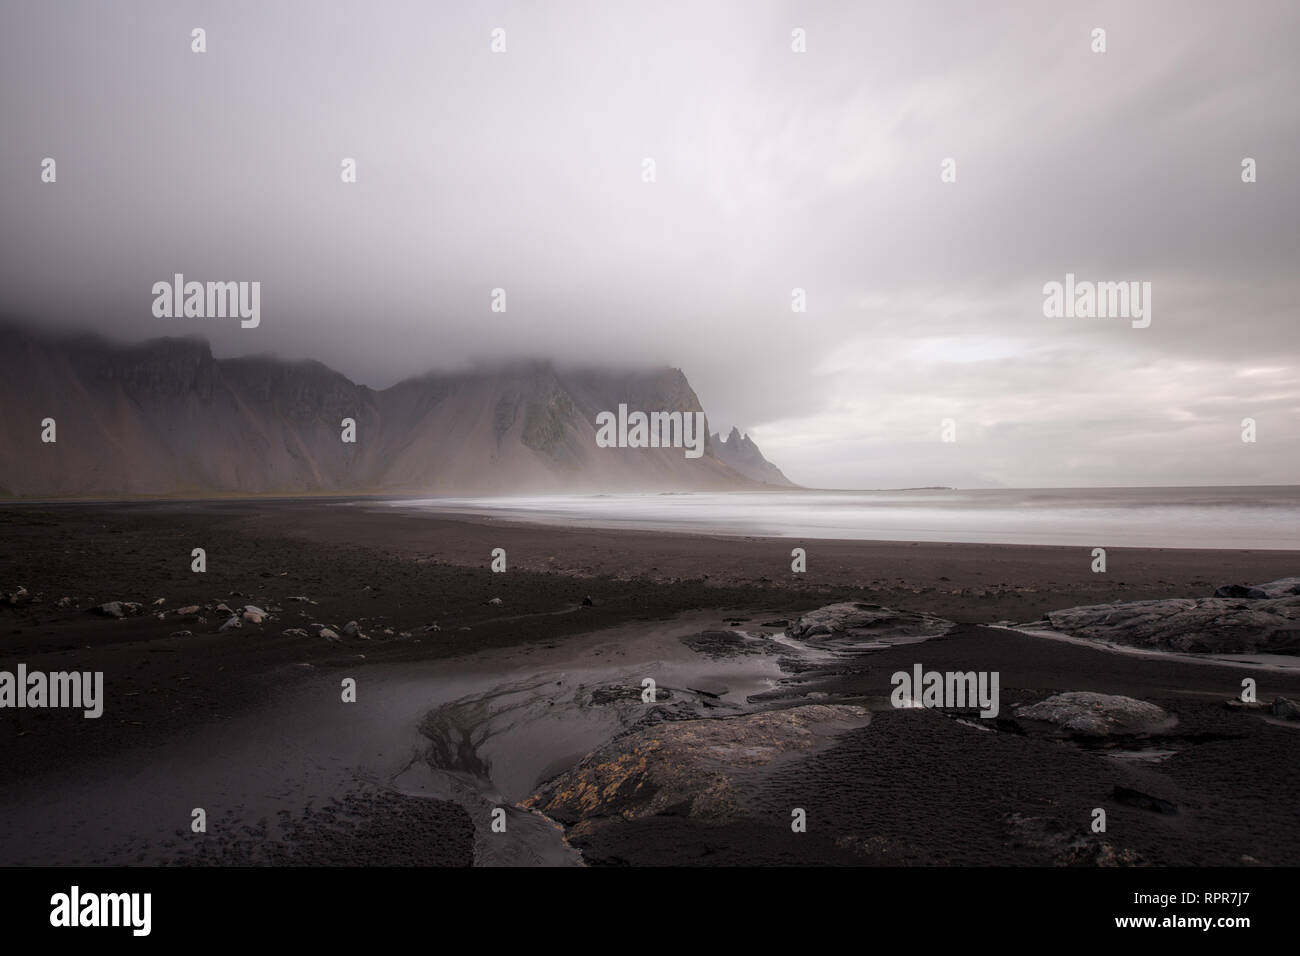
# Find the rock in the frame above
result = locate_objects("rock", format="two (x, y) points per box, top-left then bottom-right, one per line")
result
(1037, 579), (1300, 655)
(1213, 584), (1255, 599)
(151, 597), (166, 607)
(786, 602), (953, 644)
(320, 628), (340, 642)
(55, 596), (73, 608)
(169, 630), (192, 638)
(582, 595), (594, 606)
(1224, 697), (1265, 711)
(1271, 697), (1300, 720)
(1247, 577), (1300, 599)
(176, 605), (201, 617)
(683, 629), (769, 659)
(1113, 785), (1179, 815)
(1014, 692), (1176, 737)
(215, 603), (233, 615)
(340, 620), (370, 640)
(218, 615), (242, 632)
(282, 627), (309, 638)
(525, 704), (869, 829)
(423, 624), (440, 633)
(487, 597), (503, 606)
(287, 595), (317, 604)
(242, 608), (266, 624)
(89, 601), (142, 619)
(4, 587), (30, 606)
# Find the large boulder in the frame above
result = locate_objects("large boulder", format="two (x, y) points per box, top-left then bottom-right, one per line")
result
(525, 704), (868, 831)
(1036, 579), (1300, 655)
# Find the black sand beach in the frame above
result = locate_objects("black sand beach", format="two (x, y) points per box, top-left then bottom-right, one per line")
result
(1, 499), (1297, 867)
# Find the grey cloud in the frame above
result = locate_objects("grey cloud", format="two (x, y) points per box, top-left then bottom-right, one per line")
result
(0, 0), (1295, 488)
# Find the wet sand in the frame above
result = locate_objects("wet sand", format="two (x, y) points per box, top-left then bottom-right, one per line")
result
(0, 498), (1296, 866)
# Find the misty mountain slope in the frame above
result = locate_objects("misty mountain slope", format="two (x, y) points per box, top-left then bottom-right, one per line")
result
(0, 325), (794, 496)
(0, 329), (390, 495)
(365, 364), (742, 493)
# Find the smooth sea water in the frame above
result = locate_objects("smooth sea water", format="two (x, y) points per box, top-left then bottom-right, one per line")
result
(387, 486), (1300, 550)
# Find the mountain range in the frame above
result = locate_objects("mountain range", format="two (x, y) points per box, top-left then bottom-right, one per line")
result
(0, 323), (795, 497)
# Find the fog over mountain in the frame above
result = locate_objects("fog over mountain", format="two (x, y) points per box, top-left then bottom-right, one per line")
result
(1, 0), (1296, 488)
(0, 324), (793, 496)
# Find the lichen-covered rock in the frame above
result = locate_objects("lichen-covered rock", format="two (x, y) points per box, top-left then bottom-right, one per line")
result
(525, 704), (869, 833)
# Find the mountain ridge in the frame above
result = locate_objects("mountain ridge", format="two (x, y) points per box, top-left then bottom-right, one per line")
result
(0, 323), (796, 497)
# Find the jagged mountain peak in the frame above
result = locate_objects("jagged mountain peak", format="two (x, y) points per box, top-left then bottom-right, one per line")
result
(710, 425), (794, 488)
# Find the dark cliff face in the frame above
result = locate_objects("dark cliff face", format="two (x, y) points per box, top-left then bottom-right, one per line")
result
(220, 356), (374, 425)
(75, 336), (221, 397)
(0, 324), (792, 496)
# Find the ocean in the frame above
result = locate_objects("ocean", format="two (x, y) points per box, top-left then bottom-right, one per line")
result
(387, 486), (1300, 550)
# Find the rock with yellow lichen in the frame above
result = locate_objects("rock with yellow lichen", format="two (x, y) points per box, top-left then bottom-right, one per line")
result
(525, 703), (868, 838)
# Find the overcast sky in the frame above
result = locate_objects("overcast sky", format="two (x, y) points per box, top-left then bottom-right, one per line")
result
(1, 0), (1296, 489)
